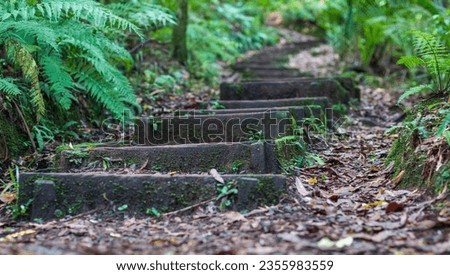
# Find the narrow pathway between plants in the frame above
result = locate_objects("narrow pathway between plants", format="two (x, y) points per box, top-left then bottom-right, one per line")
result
(0, 32), (448, 254)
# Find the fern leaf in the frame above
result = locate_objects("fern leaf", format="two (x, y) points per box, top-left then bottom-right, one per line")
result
(398, 84), (433, 103)
(0, 77), (22, 96)
(6, 39), (45, 119)
(41, 55), (75, 110)
(107, 2), (176, 29)
(79, 55), (135, 103)
(0, 20), (59, 51)
(36, 0), (143, 39)
(397, 55), (425, 69)
(70, 64), (131, 119)
(437, 110), (450, 136)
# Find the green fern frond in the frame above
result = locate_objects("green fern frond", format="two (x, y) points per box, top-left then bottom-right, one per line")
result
(6, 39), (45, 119)
(0, 20), (59, 51)
(437, 110), (450, 136)
(397, 55), (425, 69)
(70, 64), (132, 119)
(79, 55), (135, 102)
(107, 2), (176, 29)
(36, 0), (143, 39)
(0, 77), (22, 96)
(41, 55), (75, 110)
(398, 84), (433, 103)
(57, 23), (133, 68)
(410, 31), (449, 92)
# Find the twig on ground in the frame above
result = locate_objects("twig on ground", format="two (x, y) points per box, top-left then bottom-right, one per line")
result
(163, 198), (216, 218)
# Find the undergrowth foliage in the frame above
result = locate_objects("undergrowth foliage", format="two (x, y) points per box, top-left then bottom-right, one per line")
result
(397, 31), (450, 102)
(318, 0), (448, 72)
(0, 0), (174, 152)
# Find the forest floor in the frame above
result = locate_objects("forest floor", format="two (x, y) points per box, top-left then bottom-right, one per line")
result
(0, 35), (449, 255)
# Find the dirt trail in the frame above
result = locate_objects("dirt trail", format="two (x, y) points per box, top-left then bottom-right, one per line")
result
(0, 36), (449, 255)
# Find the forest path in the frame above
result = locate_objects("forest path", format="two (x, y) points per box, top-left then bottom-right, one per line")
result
(0, 32), (449, 254)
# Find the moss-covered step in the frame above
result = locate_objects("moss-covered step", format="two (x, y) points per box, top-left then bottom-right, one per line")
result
(203, 97), (330, 110)
(233, 64), (288, 70)
(220, 77), (359, 104)
(240, 68), (311, 79)
(58, 142), (279, 174)
(176, 105), (325, 116)
(237, 40), (322, 64)
(19, 173), (286, 220)
(0, 113), (28, 159)
(135, 110), (296, 145)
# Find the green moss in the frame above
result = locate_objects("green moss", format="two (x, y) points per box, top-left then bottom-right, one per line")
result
(55, 142), (106, 153)
(275, 135), (306, 171)
(386, 102), (450, 194)
(254, 177), (282, 206)
(332, 103), (348, 115)
(432, 162), (450, 194)
(0, 113), (28, 158)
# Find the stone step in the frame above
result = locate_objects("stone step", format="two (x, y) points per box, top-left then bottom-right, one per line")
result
(58, 142), (279, 174)
(233, 64), (288, 70)
(174, 106), (332, 127)
(201, 97), (330, 110)
(220, 77), (359, 103)
(135, 110), (296, 145)
(240, 41), (322, 64)
(240, 68), (309, 79)
(19, 173), (286, 220)
(176, 105), (326, 115)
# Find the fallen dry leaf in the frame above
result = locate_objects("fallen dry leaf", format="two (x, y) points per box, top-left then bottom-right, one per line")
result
(362, 200), (385, 209)
(317, 236), (353, 249)
(0, 229), (36, 242)
(210, 169), (224, 184)
(392, 170), (405, 186)
(306, 177), (318, 185)
(336, 237), (353, 248)
(223, 211), (246, 223)
(386, 202), (404, 213)
(109, 233), (122, 238)
(0, 192), (16, 204)
(295, 177), (309, 196)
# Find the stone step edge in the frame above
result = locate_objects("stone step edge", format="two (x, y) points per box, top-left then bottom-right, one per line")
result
(197, 97), (331, 110)
(19, 173), (286, 220)
(219, 78), (359, 102)
(57, 142), (280, 174)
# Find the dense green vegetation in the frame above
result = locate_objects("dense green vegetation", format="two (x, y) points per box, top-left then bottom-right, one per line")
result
(0, 0), (280, 156)
(309, 0), (449, 192)
(0, 0), (449, 191)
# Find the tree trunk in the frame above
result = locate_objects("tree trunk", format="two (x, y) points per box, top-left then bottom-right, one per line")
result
(172, 0), (188, 65)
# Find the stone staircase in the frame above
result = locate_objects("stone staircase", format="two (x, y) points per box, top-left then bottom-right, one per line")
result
(19, 40), (359, 220)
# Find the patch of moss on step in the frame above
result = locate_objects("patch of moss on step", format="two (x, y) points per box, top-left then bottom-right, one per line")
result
(275, 135), (306, 171)
(254, 177), (284, 206)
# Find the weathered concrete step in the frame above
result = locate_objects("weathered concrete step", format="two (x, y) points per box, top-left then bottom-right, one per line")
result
(233, 64), (288, 70)
(241, 40), (322, 63)
(176, 105), (327, 116)
(240, 68), (309, 79)
(202, 97), (330, 110)
(135, 110), (295, 145)
(58, 142), (279, 174)
(220, 77), (359, 103)
(20, 173), (286, 220)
